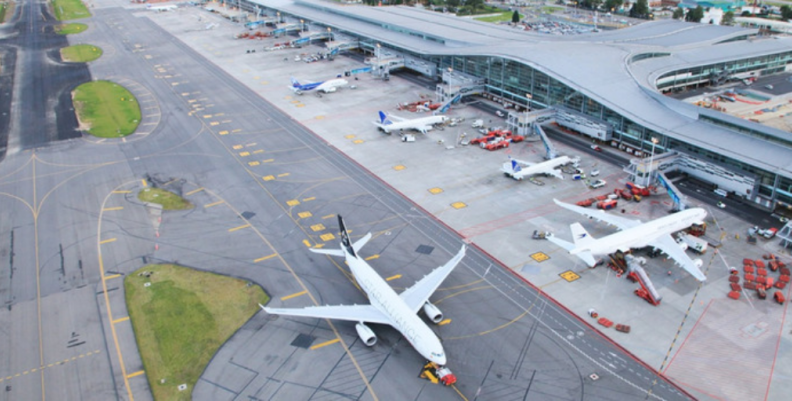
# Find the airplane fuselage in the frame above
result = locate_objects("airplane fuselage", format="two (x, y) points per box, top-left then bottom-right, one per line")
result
(504, 156), (570, 180)
(345, 250), (447, 365)
(377, 115), (447, 134)
(572, 208), (707, 256)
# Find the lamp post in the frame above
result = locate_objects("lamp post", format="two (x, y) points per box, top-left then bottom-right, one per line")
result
(300, 19), (304, 32)
(648, 137), (659, 187)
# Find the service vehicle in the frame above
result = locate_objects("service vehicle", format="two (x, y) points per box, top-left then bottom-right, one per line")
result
(590, 179), (607, 189)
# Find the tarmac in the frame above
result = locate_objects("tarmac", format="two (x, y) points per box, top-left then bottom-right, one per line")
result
(0, 1), (790, 401)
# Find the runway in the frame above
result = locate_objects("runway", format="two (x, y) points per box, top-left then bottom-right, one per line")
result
(0, 2), (691, 400)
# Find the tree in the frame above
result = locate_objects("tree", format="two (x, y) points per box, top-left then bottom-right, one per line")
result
(604, 0), (623, 13)
(512, 10), (521, 23)
(672, 7), (685, 20)
(781, 5), (792, 21)
(629, 0), (649, 18)
(721, 11), (735, 25)
(446, 0), (460, 9)
(466, 0), (485, 13)
(686, 5), (704, 22)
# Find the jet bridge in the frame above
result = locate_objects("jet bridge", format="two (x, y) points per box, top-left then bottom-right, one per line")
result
(532, 122), (559, 160)
(435, 69), (485, 108)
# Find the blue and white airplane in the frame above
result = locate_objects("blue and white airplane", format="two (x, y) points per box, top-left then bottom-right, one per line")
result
(290, 77), (348, 95)
(501, 156), (572, 180)
(373, 111), (448, 135)
(261, 215), (466, 366)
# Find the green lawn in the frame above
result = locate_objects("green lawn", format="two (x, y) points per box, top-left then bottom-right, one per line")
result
(60, 44), (102, 62)
(475, 11), (523, 23)
(125, 264), (268, 401)
(55, 23), (88, 35)
(541, 6), (565, 14)
(51, 0), (91, 21)
(72, 80), (141, 137)
(0, 3), (7, 23)
(138, 188), (194, 210)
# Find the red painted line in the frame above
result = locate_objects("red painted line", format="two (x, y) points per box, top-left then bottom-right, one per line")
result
(762, 283), (792, 401)
(673, 378), (726, 401)
(662, 299), (714, 374)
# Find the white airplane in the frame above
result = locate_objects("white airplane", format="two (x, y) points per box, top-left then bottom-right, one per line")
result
(146, 4), (178, 12)
(373, 111), (448, 135)
(290, 77), (348, 95)
(547, 199), (708, 281)
(501, 156), (572, 180)
(261, 216), (467, 366)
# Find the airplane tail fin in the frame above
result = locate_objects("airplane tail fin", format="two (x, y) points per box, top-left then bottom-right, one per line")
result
(290, 77), (300, 87)
(547, 230), (598, 267)
(377, 111), (391, 125)
(310, 215), (366, 258)
(510, 157), (522, 173)
(570, 223), (596, 248)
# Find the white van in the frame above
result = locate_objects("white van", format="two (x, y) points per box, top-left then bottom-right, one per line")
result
(713, 188), (728, 197)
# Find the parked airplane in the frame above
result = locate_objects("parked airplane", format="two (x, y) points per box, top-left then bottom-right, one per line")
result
(290, 77), (348, 95)
(547, 199), (708, 281)
(373, 111), (448, 135)
(146, 4), (178, 12)
(501, 156), (572, 180)
(261, 216), (467, 366)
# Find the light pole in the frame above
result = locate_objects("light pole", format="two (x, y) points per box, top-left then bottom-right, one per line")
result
(300, 19), (304, 32)
(647, 137), (658, 187)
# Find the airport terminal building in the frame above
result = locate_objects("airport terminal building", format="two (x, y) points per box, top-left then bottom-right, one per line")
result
(238, 0), (792, 214)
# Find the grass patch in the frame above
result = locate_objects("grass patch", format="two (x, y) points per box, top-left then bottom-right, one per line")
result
(138, 188), (194, 210)
(72, 80), (141, 137)
(475, 11), (523, 23)
(1, 3), (7, 23)
(51, 0), (91, 21)
(541, 6), (565, 14)
(60, 44), (102, 62)
(54, 23), (88, 35)
(125, 264), (268, 401)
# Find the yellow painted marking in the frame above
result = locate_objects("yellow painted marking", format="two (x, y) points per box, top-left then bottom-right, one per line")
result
(112, 316), (130, 324)
(188, 99), (196, 103)
(219, 130), (229, 135)
(261, 81), (268, 85)
(181, 92), (190, 96)
(210, 121), (220, 126)
(99, 238), (117, 245)
(365, 255), (380, 261)
(310, 224), (326, 232)
(298, 211), (313, 219)
(559, 270), (581, 282)
(277, 173), (290, 178)
(438, 319), (452, 326)
(104, 274), (121, 280)
(530, 252), (550, 263)
(353, 139), (364, 144)
(248, 161), (260, 166)
(254, 254), (277, 263)
(345, 134), (356, 139)
(126, 370), (145, 379)
(254, 76), (260, 80)
(451, 202), (467, 209)
(102, 206), (123, 212)
(302, 197), (316, 202)
(141, 179), (147, 187)
(281, 290), (308, 301)
(262, 175), (275, 181)
(204, 200), (225, 208)
(386, 274), (401, 281)
(320, 233), (336, 241)
(429, 187), (443, 194)
(296, 104), (306, 108)
(232, 145), (243, 150)
(291, 100), (301, 104)
(393, 165), (405, 171)
(262, 159), (274, 163)
(286, 199), (300, 206)
(228, 224), (251, 233)
(215, 113), (226, 117)
(232, 129), (243, 133)
(23, 371), (28, 375)
(303, 239), (312, 247)
(171, 82), (179, 86)
(253, 149), (264, 154)
(310, 338), (340, 350)
(322, 214), (335, 220)
(239, 151), (250, 157)
(315, 115), (325, 120)
(112, 190), (131, 194)
(186, 187), (204, 196)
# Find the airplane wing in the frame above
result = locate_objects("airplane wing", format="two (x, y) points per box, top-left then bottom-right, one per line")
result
(417, 125), (432, 135)
(400, 246), (466, 313)
(553, 199), (641, 230)
(261, 303), (393, 324)
(647, 235), (707, 281)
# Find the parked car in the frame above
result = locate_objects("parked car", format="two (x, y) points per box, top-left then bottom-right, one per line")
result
(717, 201), (726, 209)
(590, 169), (600, 177)
(590, 179), (607, 189)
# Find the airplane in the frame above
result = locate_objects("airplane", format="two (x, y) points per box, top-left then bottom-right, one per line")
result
(260, 216), (467, 366)
(290, 77), (349, 95)
(546, 199), (708, 282)
(146, 4), (178, 12)
(373, 111), (448, 135)
(501, 155), (573, 180)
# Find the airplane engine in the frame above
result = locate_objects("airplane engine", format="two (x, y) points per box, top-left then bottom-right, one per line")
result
(677, 241), (689, 251)
(355, 323), (377, 346)
(324, 87), (337, 93)
(423, 302), (444, 324)
(694, 259), (703, 268)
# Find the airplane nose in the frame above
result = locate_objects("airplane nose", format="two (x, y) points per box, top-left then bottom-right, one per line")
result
(434, 355), (446, 366)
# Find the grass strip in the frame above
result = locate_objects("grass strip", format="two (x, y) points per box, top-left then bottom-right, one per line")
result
(60, 44), (102, 62)
(138, 188), (194, 210)
(51, 0), (91, 21)
(72, 80), (141, 137)
(55, 23), (88, 35)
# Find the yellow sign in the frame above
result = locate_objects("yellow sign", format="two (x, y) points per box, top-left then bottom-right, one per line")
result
(559, 270), (581, 282)
(530, 252), (550, 262)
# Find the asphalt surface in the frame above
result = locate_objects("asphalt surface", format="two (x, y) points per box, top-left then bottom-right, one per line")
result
(0, 3), (694, 401)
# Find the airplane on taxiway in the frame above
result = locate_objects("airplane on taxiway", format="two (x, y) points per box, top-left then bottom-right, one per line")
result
(373, 111), (448, 135)
(289, 77), (348, 95)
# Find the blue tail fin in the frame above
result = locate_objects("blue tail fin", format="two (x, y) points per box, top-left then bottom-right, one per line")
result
(378, 111), (391, 125)
(338, 215), (356, 258)
(511, 158), (522, 173)
(290, 77), (300, 87)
